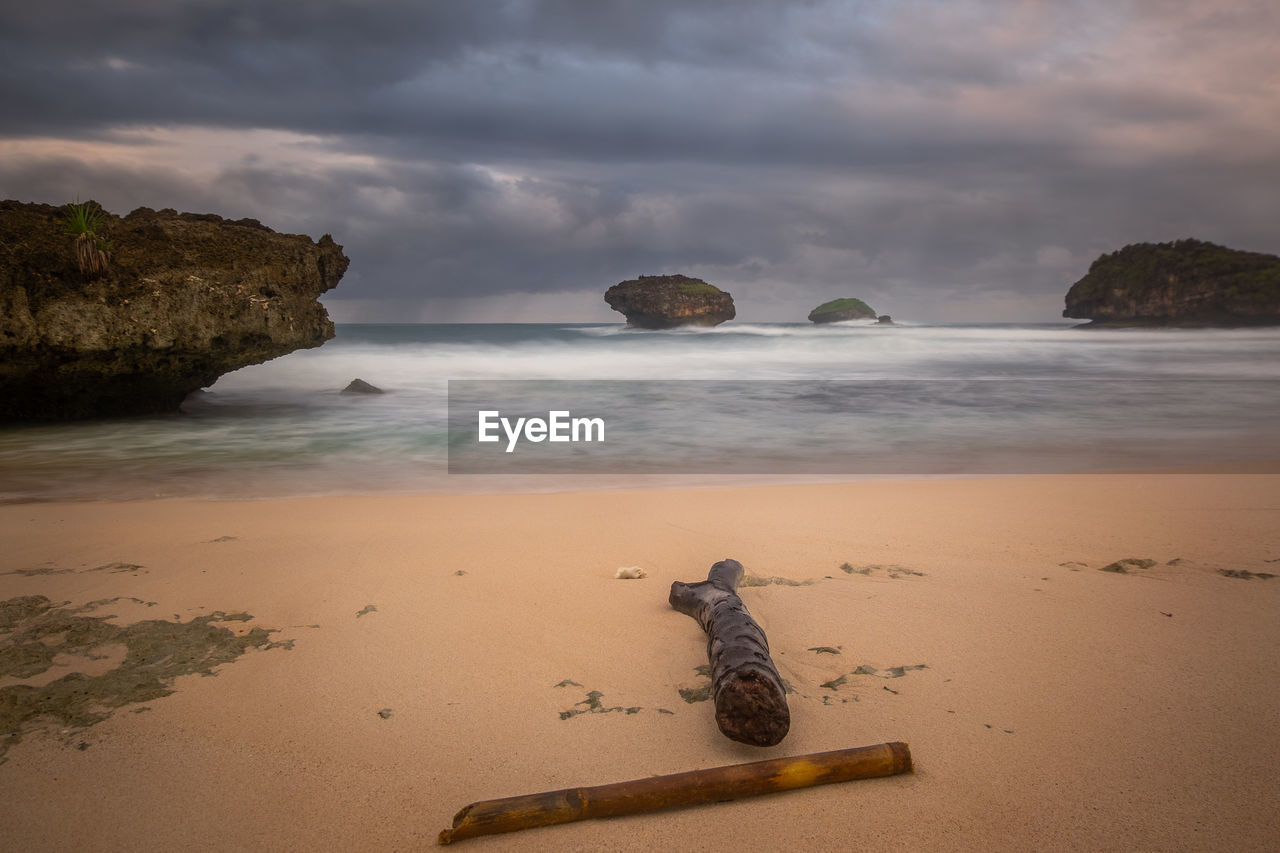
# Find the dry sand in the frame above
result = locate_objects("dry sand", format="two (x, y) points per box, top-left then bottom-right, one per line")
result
(2, 473), (1278, 851)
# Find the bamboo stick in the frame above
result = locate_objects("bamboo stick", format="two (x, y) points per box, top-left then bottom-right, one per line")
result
(437, 741), (912, 845)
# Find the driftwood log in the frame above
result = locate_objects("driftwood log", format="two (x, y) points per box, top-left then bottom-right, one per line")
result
(437, 742), (912, 844)
(669, 558), (790, 746)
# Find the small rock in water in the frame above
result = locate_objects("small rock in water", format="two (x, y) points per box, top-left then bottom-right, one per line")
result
(342, 378), (384, 394)
(614, 566), (647, 579)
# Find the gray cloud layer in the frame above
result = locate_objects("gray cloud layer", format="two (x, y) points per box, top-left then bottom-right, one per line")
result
(2, 0), (1277, 320)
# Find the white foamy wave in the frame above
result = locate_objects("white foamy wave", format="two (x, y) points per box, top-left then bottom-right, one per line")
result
(4, 322), (1280, 500)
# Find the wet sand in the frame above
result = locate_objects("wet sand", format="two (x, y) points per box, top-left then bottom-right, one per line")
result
(2, 473), (1278, 851)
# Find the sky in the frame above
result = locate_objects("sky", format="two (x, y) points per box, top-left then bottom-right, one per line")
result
(2, 0), (1277, 323)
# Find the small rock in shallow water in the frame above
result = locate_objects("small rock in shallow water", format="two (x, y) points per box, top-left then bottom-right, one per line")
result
(342, 378), (384, 394)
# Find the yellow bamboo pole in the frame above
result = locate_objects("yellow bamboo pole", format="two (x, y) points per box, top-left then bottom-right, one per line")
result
(438, 741), (912, 845)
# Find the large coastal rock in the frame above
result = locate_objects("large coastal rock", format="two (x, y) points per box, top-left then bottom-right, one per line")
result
(604, 274), (735, 329)
(1063, 239), (1280, 326)
(0, 200), (348, 419)
(808, 297), (877, 324)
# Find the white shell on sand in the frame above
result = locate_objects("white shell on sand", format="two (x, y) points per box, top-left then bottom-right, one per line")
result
(614, 566), (647, 579)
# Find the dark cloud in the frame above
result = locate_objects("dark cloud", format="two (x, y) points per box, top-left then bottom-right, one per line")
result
(2, 0), (1277, 321)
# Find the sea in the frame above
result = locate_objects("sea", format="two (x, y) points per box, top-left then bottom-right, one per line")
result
(2, 321), (1279, 501)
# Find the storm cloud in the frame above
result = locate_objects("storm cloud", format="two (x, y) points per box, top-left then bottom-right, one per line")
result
(2, 0), (1277, 321)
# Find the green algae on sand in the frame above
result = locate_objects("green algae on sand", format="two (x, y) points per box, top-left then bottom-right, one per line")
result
(0, 595), (291, 761)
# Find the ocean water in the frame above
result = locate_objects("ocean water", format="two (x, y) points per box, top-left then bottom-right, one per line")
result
(2, 321), (1279, 500)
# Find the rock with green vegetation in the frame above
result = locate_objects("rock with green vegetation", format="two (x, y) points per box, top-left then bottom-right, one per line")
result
(1063, 238), (1280, 326)
(0, 199), (349, 420)
(808, 297), (877, 324)
(604, 274), (735, 329)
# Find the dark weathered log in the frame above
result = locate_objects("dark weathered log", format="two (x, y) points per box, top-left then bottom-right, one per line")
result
(669, 558), (790, 746)
(437, 742), (912, 844)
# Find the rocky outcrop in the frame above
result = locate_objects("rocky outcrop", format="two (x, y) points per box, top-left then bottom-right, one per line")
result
(342, 378), (383, 394)
(0, 200), (348, 419)
(1063, 239), (1280, 326)
(876, 315), (894, 325)
(808, 298), (877, 324)
(604, 274), (735, 329)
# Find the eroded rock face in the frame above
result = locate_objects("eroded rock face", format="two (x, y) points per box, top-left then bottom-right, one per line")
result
(604, 274), (735, 329)
(0, 200), (348, 419)
(1063, 239), (1280, 326)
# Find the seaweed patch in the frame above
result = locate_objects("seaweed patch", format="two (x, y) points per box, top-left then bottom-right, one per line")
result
(678, 685), (711, 703)
(839, 563), (925, 579)
(820, 664), (928, 693)
(555, 681), (672, 718)
(677, 664), (713, 703)
(83, 562), (147, 575)
(1099, 558), (1156, 574)
(853, 664), (928, 678)
(739, 574), (814, 587)
(0, 595), (291, 762)
(1219, 569), (1276, 580)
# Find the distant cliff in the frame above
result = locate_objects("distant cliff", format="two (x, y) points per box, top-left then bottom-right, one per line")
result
(604, 274), (735, 329)
(0, 200), (348, 419)
(1063, 239), (1280, 326)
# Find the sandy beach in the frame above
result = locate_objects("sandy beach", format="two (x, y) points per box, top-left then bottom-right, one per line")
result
(2, 472), (1278, 851)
